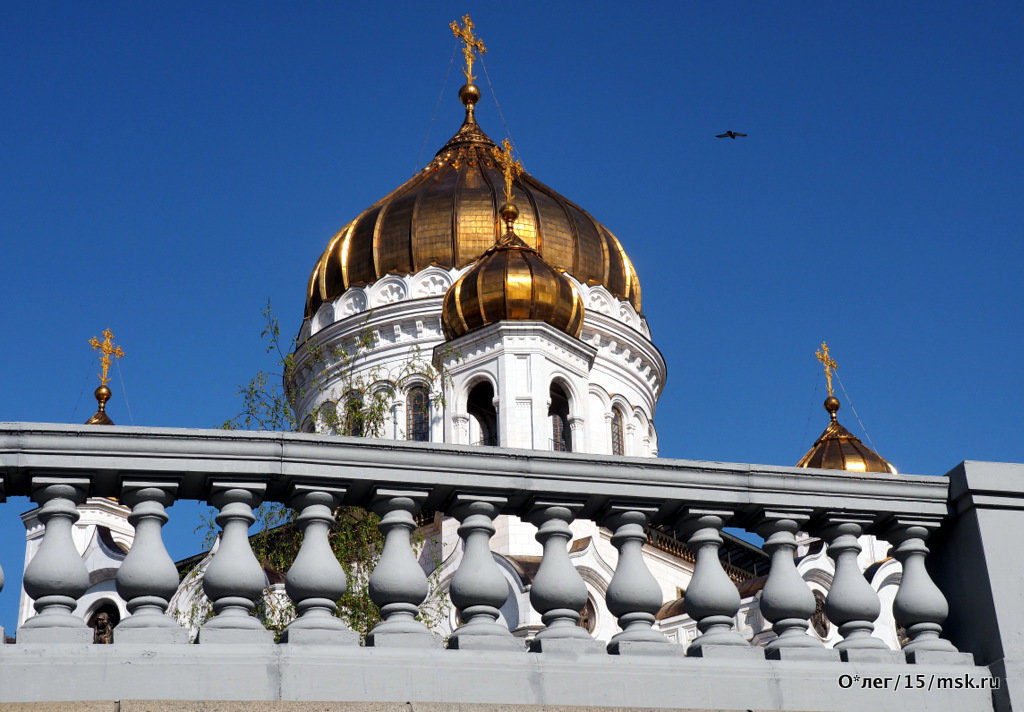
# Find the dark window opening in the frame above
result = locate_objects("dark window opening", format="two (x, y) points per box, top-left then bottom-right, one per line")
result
(549, 384), (571, 452)
(467, 381), (497, 446)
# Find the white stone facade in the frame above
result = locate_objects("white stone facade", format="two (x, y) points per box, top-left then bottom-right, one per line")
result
(293, 266), (665, 457)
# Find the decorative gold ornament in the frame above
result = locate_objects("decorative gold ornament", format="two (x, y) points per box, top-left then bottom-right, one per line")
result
(450, 14), (486, 83)
(816, 341), (837, 398)
(89, 328), (125, 387)
(492, 138), (523, 209)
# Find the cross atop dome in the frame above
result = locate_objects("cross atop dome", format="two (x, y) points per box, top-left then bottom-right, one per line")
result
(85, 328), (124, 426)
(450, 14), (486, 83)
(816, 341), (837, 398)
(89, 328), (124, 387)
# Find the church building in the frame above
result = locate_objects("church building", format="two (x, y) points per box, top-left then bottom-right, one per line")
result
(18, 15), (903, 652)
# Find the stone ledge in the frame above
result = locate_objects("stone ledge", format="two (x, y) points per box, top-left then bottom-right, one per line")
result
(0, 644), (996, 712)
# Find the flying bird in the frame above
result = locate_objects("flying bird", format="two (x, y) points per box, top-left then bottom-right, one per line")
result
(716, 131), (747, 139)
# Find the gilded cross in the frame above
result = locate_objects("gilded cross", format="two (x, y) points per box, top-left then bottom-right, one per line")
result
(450, 14), (486, 83)
(815, 341), (838, 398)
(493, 138), (523, 206)
(89, 328), (125, 387)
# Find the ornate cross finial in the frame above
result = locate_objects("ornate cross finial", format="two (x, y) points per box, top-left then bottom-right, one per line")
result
(493, 138), (523, 206)
(89, 328), (125, 387)
(450, 14), (486, 83)
(815, 341), (838, 398)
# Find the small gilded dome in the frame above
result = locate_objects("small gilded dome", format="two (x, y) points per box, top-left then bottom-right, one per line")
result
(441, 229), (584, 340)
(796, 396), (897, 474)
(304, 84), (640, 321)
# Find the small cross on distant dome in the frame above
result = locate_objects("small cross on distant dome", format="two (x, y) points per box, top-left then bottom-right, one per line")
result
(88, 328), (125, 387)
(815, 341), (838, 398)
(493, 138), (523, 207)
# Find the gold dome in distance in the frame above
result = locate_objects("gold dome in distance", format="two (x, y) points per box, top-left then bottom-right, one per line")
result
(796, 342), (897, 474)
(796, 395), (897, 474)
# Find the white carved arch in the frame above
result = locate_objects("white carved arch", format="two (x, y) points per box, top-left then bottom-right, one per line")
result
(337, 289), (368, 318)
(369, 275), (408, 306)
(548, 372), (583, 416)
(314, 302), (335, 333)
(588, 384), (612, 413)
(410, 266), (454, 297)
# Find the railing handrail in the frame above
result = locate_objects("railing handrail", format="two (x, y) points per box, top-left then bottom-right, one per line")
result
(0, 423), (950, 531)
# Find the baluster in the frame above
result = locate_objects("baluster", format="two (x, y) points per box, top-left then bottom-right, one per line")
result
(447, 495), (520, 650)
(527, 502), (602, 654)
(114, 482), (187, 643)
(756, 510), (837, 660)
(366, 489), (438, 647)
(198, 482), (273, 643)
(818, 515), (894, 661)
(280, 485), (357, 645)
(889, 521), (972, 664)
(676, 509), (755, 657)
(603, 506), (677, 656)
(19, 477), (92, 643)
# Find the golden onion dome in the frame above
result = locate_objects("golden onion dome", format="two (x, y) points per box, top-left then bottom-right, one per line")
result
(796, 396), (897, 474)
(304, 83), (641, 321)
(441, 201), (584, 340)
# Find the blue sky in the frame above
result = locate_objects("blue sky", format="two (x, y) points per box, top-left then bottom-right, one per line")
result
(1, 3), (1022, 632)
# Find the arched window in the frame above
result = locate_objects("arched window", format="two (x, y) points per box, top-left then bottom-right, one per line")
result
(611, 409), (624, 456)
(406, 385), (430, 441)
(467, 381), (497, 446)
(549, 383), (571, 452)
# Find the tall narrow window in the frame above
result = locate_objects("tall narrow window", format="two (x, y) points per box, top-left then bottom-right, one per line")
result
(467, 381), (497, 446)
(611, 409), (624, 456)
(406, 386), (430, 441)
(549, 384), (571, 452)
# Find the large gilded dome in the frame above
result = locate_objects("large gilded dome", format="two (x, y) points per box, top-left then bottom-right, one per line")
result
(304, 86), (641, 321)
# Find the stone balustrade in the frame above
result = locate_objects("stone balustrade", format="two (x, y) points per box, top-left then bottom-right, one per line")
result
(0, 424), (1019, 712)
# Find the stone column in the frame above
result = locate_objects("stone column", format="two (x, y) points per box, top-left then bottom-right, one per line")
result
(281, 484), (357, 645)
(19, 477), (92, 643)
(818, 514), (894, 661)
(527, 502), (602, 654)
(392, 401), (405, 440)
(447, 495), (519, 650)
(198, 482), (273, 643)
(115, 481), (188, 643)
(756, 510), (838, 660)
(452, 414), (469, 445)
(602, 506), (676, 656)
(889, 519), (971, 664)
(366, 489), (438, 647)
(676, 509), (755, 657)
(568, 416), (585, 453)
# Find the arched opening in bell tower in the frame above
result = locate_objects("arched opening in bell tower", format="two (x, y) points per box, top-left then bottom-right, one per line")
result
(549, 383), (571, 452)
(467, 381), (497, 446)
